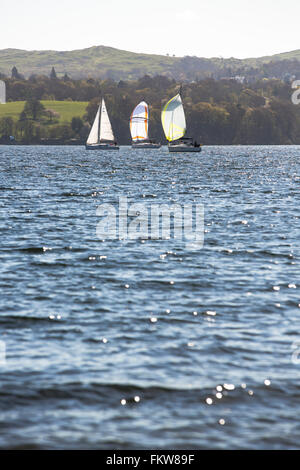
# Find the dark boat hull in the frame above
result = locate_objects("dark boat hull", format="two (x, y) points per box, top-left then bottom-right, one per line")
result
(168, 145), (202, 153)
(168, 137), (202, 153)
(85, 143), (119, 150)
(132, 142), (161, 149)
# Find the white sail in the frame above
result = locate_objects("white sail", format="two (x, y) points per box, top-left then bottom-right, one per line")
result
(161, 94), (186, 141)
(130, 101), (149, 142)
(100, 99), (115, 142)
(0, 80), (6, 104)
(86, 104), (100, 145)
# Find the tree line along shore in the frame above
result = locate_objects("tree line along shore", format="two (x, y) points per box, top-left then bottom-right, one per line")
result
(0, 69), (300, 145)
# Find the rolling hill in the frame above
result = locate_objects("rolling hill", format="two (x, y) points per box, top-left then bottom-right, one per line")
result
(0, 46), (177, 80)
(0, 45), (299, 81)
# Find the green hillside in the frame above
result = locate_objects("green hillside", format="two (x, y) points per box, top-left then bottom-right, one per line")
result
(256, 49), (300, 63)
(0, 46), (177, 80)
(0, 45), (299, 81)
(0, 101), (88, 122)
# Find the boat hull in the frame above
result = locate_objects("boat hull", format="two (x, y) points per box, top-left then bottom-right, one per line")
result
(132, 142), (161, 149)
(85, 144), (119, 150)
(168, 145), (202, 153)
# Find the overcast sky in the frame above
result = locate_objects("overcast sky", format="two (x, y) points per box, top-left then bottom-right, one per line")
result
(0, 0), (299, 58)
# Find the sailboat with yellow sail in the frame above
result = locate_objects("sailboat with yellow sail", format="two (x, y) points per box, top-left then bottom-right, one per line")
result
(161, 93), (202, 152)
(130, 101), (161, 148)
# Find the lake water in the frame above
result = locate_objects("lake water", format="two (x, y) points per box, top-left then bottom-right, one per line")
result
(0, 145), (299, 449)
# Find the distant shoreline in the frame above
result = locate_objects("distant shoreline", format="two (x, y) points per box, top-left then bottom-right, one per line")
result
(1, 143), (300, 147)
(0, 140), (84, 146)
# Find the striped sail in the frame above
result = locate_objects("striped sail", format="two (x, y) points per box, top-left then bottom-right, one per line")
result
(161, 94), (186, 141)
(130, 101), (148, 142)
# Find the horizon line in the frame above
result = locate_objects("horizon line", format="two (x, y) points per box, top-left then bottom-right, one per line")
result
(0, 44), (299, 62)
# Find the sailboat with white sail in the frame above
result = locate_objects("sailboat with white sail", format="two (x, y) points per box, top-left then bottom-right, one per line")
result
(130, 101), (160, 148)
(86, 99), (119, 150)
(161, 93), (201, 152)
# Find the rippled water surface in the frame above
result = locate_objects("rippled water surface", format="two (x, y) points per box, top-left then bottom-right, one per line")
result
(0, 145), (300, 449)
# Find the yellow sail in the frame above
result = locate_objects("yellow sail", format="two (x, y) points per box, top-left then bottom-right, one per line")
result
(161, 94), (186, 141)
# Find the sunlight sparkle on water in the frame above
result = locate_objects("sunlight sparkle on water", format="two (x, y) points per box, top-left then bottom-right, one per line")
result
(49, 315), (61, 321)
(205, 311), (217, 317)
(223, 384), (235, 391)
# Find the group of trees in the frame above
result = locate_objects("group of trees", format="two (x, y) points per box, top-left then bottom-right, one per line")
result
(0, 73), (300, 145)
(0, 98), (89, 144)
(2, 67), (105, 102)
(80, 75), (300, 145)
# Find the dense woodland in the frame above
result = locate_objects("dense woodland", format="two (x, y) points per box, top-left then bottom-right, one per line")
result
(0, 70), (300, 145)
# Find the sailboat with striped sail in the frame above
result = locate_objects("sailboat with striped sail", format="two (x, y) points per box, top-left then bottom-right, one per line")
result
(86, 99), (119, 150)
(130, 101), (160, 148)
(161, 93), (201, 152)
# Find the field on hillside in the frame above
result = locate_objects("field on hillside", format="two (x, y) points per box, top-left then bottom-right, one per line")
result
(0, 101), (89, 122)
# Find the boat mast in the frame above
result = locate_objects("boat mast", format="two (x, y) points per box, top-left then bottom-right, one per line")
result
(177, 85), (183, 142)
